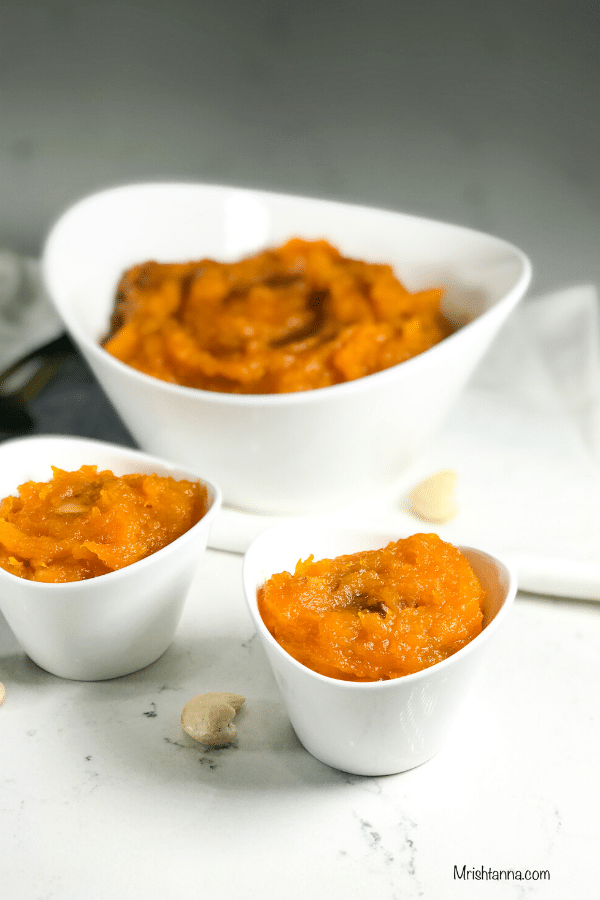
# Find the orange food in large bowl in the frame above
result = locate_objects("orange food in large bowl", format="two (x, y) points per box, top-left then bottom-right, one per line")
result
(0, 466), (209, 583)
(256, 533), (485, 681)
(103, 238), (452, 394)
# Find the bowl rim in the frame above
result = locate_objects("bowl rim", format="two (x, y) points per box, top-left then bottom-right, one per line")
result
(242, 523), (518, 691)
(0, 433), (222, 592)
(42, 180), (533, 407)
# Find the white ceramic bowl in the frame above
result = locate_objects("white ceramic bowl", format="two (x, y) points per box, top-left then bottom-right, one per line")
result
(0, 435), (221, 680)
(243, 523), (517, 776)
(42, 182), (531, 515)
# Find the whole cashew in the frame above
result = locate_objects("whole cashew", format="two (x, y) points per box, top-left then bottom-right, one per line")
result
(409, 470), (457, 523)
(181, 692), (245, 747)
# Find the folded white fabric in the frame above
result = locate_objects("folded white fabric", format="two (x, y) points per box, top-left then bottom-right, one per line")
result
(210, 285), (600, 601)
(0, 252), (64, 372)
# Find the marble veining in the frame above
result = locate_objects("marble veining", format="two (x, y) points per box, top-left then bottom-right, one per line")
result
(1, 546), (599, 898)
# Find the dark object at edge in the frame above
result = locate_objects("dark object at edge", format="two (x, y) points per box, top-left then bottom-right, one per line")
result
(0, 334), (76, 435)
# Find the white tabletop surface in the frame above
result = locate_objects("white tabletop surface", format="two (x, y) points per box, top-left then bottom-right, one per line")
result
(1, 545), (598, 899)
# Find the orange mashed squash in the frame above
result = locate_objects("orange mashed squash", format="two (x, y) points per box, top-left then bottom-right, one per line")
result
(257, 533), (485, 681)
(103, 238), (453, 394)
(0, 466), (209, 583)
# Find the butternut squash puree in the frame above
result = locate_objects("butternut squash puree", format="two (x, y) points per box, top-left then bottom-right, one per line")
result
(257, 534), (485, 681)
(103, 238), (452, 394)
(0, 466), (209, 583)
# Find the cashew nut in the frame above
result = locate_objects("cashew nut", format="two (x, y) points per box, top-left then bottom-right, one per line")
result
(409, 470), (457, 523)
(0, 682), (5, 707)
(181, 692), (245, 747)
(55, 500), (89, 515)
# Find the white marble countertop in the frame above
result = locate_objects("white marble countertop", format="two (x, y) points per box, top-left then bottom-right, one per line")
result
(1, 546), (598, 899)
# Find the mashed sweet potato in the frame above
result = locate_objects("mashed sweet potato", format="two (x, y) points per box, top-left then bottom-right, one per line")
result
(0, 466), (209, 583)
(103, 238), (452, 394)
(257, 533), (485, 681)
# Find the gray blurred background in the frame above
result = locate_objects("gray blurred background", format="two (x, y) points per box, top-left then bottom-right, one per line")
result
(1, 0), (599, 295)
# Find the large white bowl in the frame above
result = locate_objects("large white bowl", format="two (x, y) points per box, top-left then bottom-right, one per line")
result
(0, 435), (221, 680)
(243, 523), (517, 776)
(42, 183), (531, 514)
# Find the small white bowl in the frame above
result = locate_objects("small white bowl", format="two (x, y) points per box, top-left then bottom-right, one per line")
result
(0, 435), (221, 680)
(42, 182), (531, 515)
(243, 523), (517, 776)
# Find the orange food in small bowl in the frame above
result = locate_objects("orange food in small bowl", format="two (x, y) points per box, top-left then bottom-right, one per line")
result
(0, 465), (209, 583)
(257, 533), (485, 681)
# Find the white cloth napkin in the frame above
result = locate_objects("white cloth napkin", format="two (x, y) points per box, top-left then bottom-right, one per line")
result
(209, 285), (600, 601)
(0, 251), (64, 372)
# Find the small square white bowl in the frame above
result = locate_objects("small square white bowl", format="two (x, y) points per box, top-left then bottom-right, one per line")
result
(0, 435), (221, 680)
(243, 522), (517, 776)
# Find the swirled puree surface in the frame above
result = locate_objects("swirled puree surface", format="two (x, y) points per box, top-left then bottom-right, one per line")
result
(103, 238), (453, 394)
(0, 466), (209, 583)
(257, 534), (485, 681)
